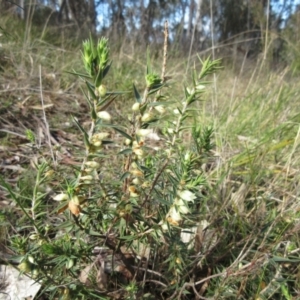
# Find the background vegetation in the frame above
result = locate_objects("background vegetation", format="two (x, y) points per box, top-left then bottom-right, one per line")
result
(1, 1), (300, 299)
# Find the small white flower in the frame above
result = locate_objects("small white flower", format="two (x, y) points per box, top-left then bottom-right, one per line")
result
(53, 193), (69, 201)
(186, 87), (195, 94)
(97, 111), (111, 122)
(167, 128), (174, 134)
(178, 190), (196, 202)
(132, 141), (139, 148)
(133, 148), (144, 157)
(159, 220), (169, 231)
(173, 108), (180, 115)
(174, 198), (190, 214)
(80, 175), (94, 181)
(167, 206), (182, 224)
(184, 151), (192, 161)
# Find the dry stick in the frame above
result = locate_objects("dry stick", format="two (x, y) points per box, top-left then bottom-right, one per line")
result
(142, 21), (170, 206)
(39, 65), (56, 167)
(161, 20), (169, 83)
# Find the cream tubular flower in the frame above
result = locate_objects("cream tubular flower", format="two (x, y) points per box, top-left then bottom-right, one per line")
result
(85, 161), (100, 168)
(166, 206), (182, 226)
(136, 129), (152, 137)
(174, 198), (190, 214)
(53, 193), (69, 201)
(80, 175), (94, 181)
(177, 190), (196, 202)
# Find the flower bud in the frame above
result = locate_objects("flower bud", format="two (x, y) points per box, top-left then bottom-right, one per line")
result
(97, 111), (111, 122)
(132, 103), (140, 111)
(18, 260), (31, 273)
(125, 138), (132, 146)
(28, 255), (35, 264)
(31, 268), (39, 279)
(184, 151), (192, 162)
(29, 234), (39, 240)
(66, 258), (74, 269)
(80, 175), (94, 181)
(141, 112), (154, 122)
(132, 177), (141, 185)
(130, 169), (144, 177)
(154, 105), (166, 114)
(97, 84), (107, 97)
(186, 87), (195, 95)
(167, 128), (174, 134)
(85, 161), (100, 168)
(145, 73), (161, 88)
(196, 84), (205, 91)
(92, 141), (102, 147)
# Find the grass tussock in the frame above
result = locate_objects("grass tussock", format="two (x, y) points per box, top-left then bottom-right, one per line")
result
(0, 17), (300, 300)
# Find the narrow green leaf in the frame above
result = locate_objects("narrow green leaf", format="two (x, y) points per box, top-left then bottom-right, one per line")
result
(113, 127), (132, 140)
(133, 84), (142, 103)
(101, 140), (114, 145)
(102, 62), (112, 79)
(118, 148), (133, 155)
(72, 116), (90, 148)
(65, 70), (91, 79)
(80, 86), (92, 108)
(0, 177), (40, 231)
(91, 107), (97, 120)
(95, 69), (103, 87)
(85, 81), (97, 100)
(120, 171), (131, 181)
(272, 256), (300, 263)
